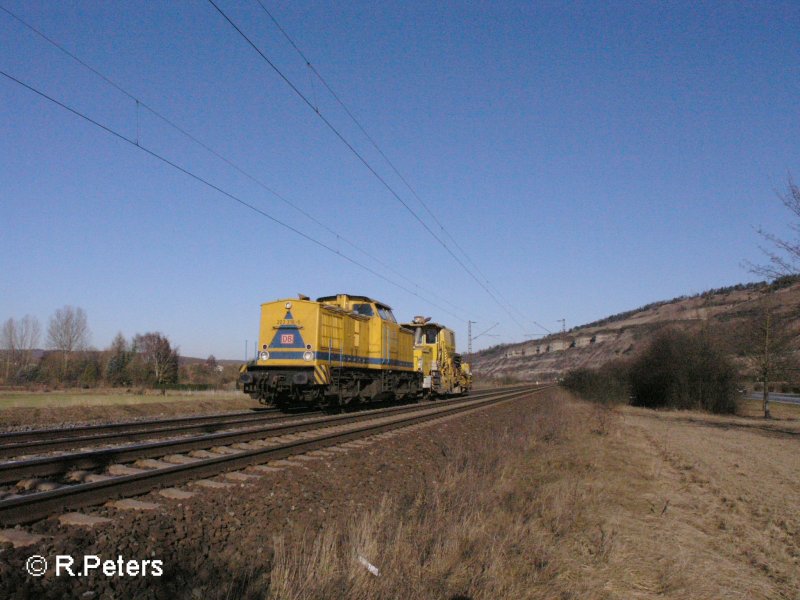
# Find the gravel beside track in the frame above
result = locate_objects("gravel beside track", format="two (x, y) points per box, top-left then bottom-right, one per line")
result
(0, 388), (541, 524)
(0, 387), (546, 599)
(0, 408), (297, 458)
(0, 389), (515, 483)
(0, 385), (532, 457)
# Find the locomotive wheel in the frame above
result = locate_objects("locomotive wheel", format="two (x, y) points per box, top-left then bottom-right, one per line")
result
(320, 392), (342, 414)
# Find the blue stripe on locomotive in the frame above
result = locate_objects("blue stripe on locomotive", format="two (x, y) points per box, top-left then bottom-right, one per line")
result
(266, 350), (412, 369)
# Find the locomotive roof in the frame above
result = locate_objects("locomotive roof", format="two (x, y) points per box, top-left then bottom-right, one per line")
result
(403, 321), (446, 330)
(315, 294), (392, 310)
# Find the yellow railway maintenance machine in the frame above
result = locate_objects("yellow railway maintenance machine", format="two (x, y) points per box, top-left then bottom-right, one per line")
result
(240, 294), (421, 409)
(403, 316), (472, 397)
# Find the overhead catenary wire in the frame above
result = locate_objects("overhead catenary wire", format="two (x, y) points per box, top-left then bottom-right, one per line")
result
(207, 0), (528, 332)
(0, 3), (469, 320)
(258, 0), (480, 263)
(256, 1), (537, 333)
(0, 69), (470, 323)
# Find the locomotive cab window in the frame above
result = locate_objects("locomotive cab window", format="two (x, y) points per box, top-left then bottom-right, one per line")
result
(352, 303), (374, 317)
(377, 307), (397, 322)
(423, 325), (438, 343)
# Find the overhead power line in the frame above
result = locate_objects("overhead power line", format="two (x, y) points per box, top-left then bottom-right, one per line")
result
(256, 1), (534, 332)
(0, 69), (470, 322)
(207, 0), (527, 331)
(0, 3), (469, 319)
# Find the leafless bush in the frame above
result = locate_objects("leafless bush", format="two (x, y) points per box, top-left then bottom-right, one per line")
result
(629, 328), (739, 413)
(561, 360), (630, 405)
(591, 402), (617, 436)
(532, 392), (570, 443)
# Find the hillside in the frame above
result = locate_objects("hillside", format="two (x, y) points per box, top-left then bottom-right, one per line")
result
(471, 277), (800, 381)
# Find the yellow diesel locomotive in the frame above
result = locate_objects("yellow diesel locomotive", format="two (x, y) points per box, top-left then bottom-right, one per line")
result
(403, 316), (472, 397)
(240, 294), (421, 409)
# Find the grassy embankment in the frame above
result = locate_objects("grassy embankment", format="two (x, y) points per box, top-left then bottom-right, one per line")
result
(252, 389), (800, 599)
(0, 389), (257, 428)
(737, 397), (800, 419)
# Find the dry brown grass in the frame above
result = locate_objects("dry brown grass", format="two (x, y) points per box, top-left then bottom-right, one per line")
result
(621, 405), (800, 598)
(0, 389), (258, 429)
(254, 389), (800, 599)
(265, 392), (582, 599)
(737, 397), (800, 421)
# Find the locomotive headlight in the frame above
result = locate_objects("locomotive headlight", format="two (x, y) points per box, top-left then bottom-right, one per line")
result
(259, 350), (270, 361)
(285, 302), (292, 310)
(303, 350), (313, 361)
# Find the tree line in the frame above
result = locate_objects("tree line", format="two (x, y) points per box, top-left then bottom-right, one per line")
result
(562, 281), (798, 415)
(562, 328), (740, 414)
(0, 305), (236, 389)
(564, 178), (800, 417)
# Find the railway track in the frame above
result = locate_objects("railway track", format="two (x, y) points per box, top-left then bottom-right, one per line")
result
(0, 387), (528, 482)
(0, 384), (533, 459)
(0, 385), (545, 525)
(0, 407), (312, 459)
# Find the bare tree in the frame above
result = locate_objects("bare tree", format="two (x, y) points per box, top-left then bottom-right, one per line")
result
(1, 316), (41, 382)
(748, 177), (800, 278)
(741, 292), (797, 418)
(741, 176), (800, 416)
(133, 332), (179, 385)
(47, 306), (90, 377)
(16, 315), (41, 374)
(1, 318), (16, 382)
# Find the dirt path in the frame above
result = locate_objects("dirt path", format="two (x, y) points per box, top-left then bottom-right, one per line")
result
(616, 407), (800, 598)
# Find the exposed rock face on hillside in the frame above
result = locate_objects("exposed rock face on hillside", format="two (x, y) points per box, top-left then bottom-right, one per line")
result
(472, 279), (800, 381)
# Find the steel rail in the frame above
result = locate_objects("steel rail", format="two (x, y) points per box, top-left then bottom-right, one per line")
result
(0, 384), (533, 458)
(0, 407), (283, 446)
(0, 409), (310, 459)
(0, 386), (543, 525)
(0, 386), (542, 484)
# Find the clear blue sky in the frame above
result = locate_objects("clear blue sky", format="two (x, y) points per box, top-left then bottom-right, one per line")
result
(2, 1), (799, 359)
